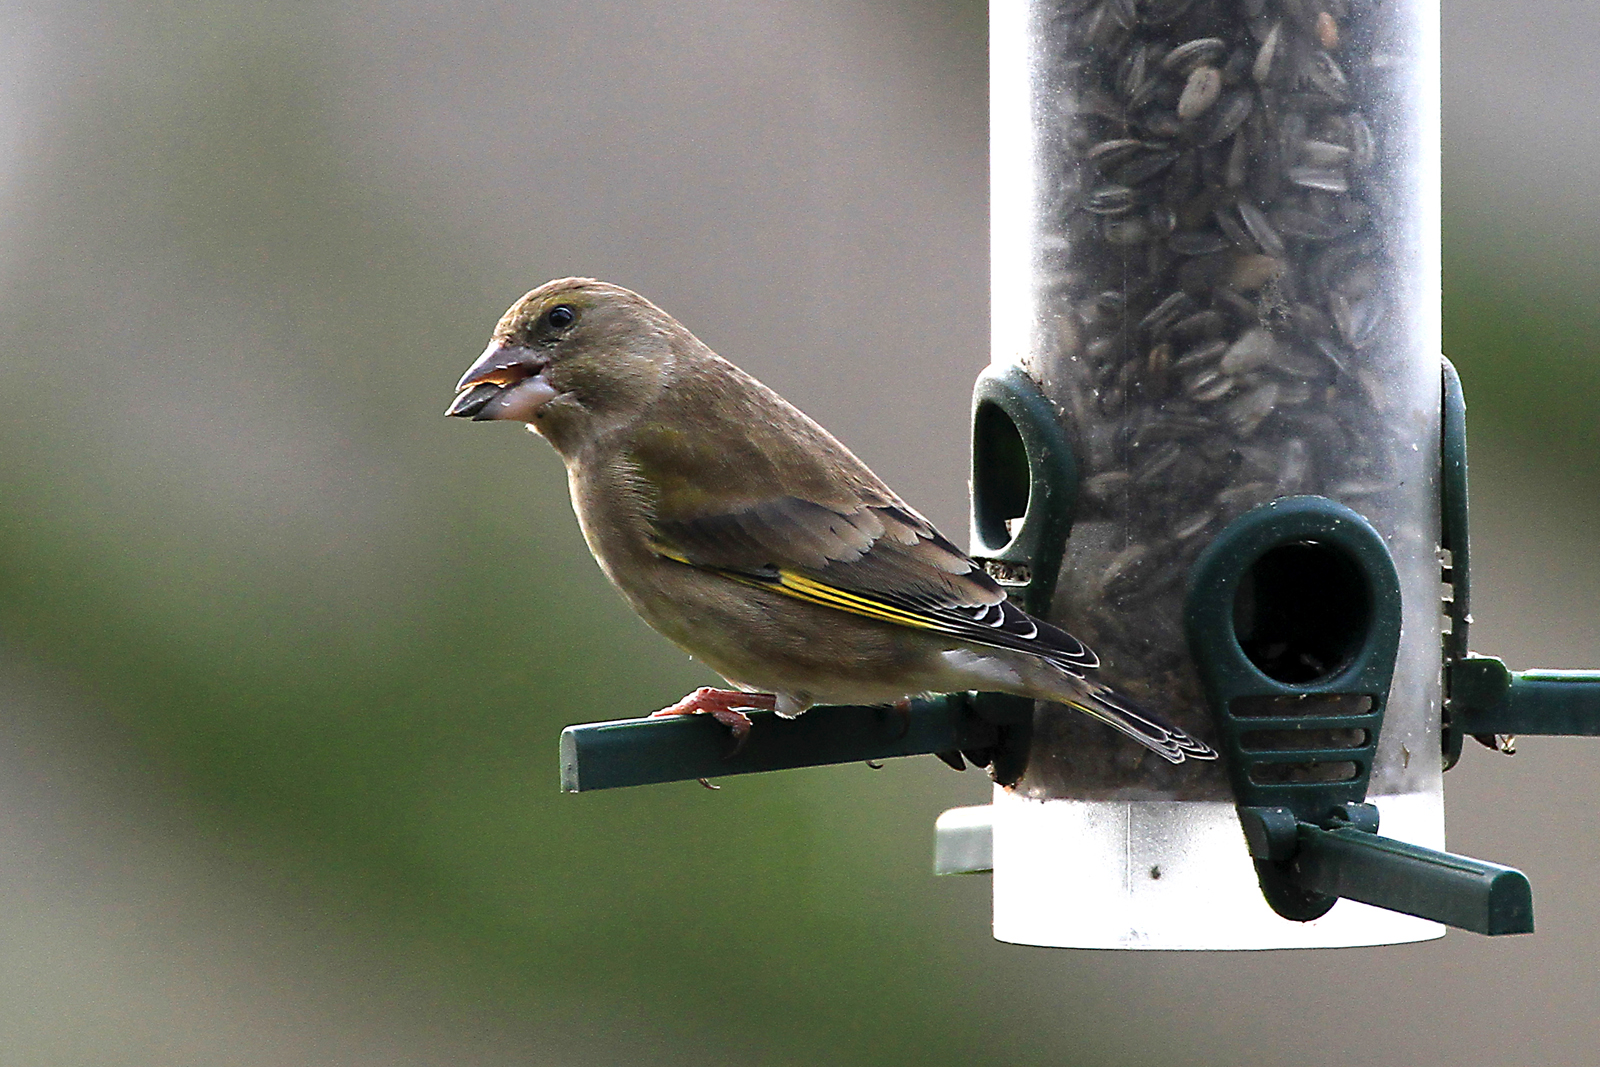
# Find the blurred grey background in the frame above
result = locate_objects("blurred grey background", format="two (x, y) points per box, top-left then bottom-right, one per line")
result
(1, 1), (1598, 1064)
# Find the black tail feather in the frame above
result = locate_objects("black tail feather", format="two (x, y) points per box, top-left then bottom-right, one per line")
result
(1064, 685), (1218, 764)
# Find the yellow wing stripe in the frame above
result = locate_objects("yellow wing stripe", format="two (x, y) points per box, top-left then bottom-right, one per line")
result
(653, 543), (692, 565)
(771, 570), (947, 631)
(718, 566), (967, 635)
(651, 540), (970, 637)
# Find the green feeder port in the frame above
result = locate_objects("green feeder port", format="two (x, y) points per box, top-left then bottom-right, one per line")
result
(965, 364), (1083, 784)
(1186, 495), (1402, 923)
(1184, 492), (1531, 934)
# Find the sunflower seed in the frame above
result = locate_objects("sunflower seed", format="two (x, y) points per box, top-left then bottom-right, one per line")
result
(1316, 11), (1339, 49)
(1169, 309), (1227, 341)
(1347, 111), (1376, 169)
(1301, 139), (1352, 166)
(1111, 147), (1181, 185)
(1086, 184), (1138, 214)
(1185, 368), (1237, 402)
(1287, 165), (1350, 192)
(1202, 91), (1254, 144)
(1252, 22), (1284, 83)
(1087, 138), (1147, 169)
(1178, 66), (1225, 120)
(1305, 51), (1351, 102)
(1237, 200), (1286, 258)
(1225, 132), (1251, 188)
(1226, 381), (1281, 436)
(1163, 37), (1227, 74)
(1219, 326), (1279, 373)
(1173, 338), (1229, 369)
(1138, 290), (1197, 335)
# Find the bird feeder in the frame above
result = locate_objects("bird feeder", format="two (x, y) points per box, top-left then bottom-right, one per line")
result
(557, 0), (1600, 947)
(960, 0), (1454, 948)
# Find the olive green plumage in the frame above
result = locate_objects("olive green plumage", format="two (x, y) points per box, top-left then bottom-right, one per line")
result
(447, 278), (1215, 765)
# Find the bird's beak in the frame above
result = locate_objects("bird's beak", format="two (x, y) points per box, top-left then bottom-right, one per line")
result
(445, 342), (559, 422)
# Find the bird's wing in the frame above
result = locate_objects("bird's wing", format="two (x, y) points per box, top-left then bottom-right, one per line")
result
(648, 496), (1099, 674)
(626, 353), (1095, 671)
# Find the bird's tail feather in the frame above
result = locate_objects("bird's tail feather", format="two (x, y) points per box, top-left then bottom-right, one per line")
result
(1062, 684), (1218, 765)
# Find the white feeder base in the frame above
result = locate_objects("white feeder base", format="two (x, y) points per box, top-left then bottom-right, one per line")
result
(990, 787), (1446, 950)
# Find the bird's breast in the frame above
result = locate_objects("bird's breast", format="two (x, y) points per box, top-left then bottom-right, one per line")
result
(565, 456), (658, 586)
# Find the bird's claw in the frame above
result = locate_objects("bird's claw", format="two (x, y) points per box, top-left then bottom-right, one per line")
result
(710, 707), (753, 757)
(650, 686), (773, 758)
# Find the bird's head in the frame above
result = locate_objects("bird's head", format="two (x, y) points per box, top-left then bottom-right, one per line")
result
(446, 278), (677, 456)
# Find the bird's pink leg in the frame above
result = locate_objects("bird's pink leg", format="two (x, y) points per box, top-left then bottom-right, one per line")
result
(650, 687), (777, 754)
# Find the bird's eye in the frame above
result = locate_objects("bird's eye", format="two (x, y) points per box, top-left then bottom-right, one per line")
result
(548, 305), (576, 328)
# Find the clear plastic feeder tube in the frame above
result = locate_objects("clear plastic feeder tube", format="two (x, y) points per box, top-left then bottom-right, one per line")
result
(987, 0), (1443, 947)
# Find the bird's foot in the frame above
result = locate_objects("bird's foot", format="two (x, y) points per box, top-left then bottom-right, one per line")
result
(650, 687), (776, 756)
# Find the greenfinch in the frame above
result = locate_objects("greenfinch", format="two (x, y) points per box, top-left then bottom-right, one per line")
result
(447, 278), (1215, 765)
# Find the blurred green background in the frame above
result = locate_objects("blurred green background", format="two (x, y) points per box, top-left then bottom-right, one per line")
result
(1, 1), (1598, 1064)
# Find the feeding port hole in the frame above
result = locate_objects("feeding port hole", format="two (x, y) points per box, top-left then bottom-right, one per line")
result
(1233, 541), (1373, 685)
